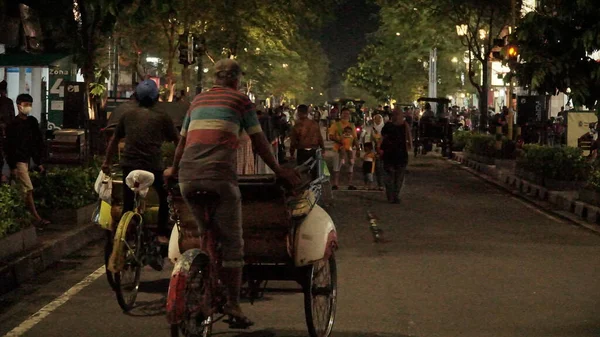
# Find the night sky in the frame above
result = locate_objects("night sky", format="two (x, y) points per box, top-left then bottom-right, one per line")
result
(320, 0), (379, 95)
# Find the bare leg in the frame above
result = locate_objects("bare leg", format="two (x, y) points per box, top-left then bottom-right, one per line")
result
(221, 266), (254, 327)
(25, 190), (42, 221)
(332, 171), (340, 187)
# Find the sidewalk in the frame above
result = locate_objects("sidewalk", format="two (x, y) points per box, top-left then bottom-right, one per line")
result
(0, 220), (104, 295)
(450, 152), (600, 235)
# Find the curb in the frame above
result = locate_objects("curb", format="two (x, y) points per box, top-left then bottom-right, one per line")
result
(450, 153), (600, 236)
(0, 223), (104, 295)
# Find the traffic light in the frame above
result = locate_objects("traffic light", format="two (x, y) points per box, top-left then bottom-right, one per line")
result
(178, 34), (196, 65)
(192, 34), (206, 59)
(178, 34), (190, 65)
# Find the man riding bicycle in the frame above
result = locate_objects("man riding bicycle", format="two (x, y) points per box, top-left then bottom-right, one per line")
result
(164, 58), (300, 327)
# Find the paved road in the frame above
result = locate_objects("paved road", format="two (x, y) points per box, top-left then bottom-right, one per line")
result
(2, 155), (600, 337)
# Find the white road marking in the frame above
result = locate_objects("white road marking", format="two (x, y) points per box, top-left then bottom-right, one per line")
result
(510, 196), (564, 223)
(3, 266), (106, 337)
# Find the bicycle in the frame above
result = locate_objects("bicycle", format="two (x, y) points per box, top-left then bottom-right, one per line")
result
(167, 190), (230, 336)
(107, 170), (165, 312)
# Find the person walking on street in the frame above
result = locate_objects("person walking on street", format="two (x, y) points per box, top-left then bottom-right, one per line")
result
(362, 113), (385, 190)
(164, 59), (300, 328)
(5, 94), (50, 227)
(361, 142), (376, 190)
(102, 79), (180, 244)
(289, 104), (325, 166)
(328, 108), (359, 190)
(0, 80), (15, 182)
(380, 108), (412, 203)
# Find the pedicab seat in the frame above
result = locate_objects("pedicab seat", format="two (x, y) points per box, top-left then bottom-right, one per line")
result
(169, 174), (293, 263)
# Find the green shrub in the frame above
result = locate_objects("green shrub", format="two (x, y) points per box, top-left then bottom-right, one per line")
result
(499, 138), (517, 160)
(452, 131), (472, 151)
(0, 184), (31, 238)
(30, 166), (99, 210)
(464, 134), (496, 157)
(588, 169), (600, 192)
(517, 145), (590, 181)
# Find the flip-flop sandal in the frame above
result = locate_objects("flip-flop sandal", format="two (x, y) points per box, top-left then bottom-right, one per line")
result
(222, 305), (254, 329)
(35, 219), (51, 230)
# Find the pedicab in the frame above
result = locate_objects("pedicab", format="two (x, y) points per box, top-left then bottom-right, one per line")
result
(165, 151), (338, 337)
(414, 97), (455, 158)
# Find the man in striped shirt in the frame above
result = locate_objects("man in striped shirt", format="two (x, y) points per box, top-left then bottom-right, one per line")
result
(165, 59), (299, 327)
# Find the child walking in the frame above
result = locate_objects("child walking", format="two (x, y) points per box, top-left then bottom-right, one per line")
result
(362, 142), (376, 189)
(339, 126), (355, 167)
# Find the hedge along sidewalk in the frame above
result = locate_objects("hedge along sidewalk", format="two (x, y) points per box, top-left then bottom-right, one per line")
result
(0, 220), (104, 295)
(451, 152), (600, 236)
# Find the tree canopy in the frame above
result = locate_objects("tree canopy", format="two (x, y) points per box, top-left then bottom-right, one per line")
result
(512, 0), (600, 109)
(345, 0), (468, 105)
(2, 0), (336, 105)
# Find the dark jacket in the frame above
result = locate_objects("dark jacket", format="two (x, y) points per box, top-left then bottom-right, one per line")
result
(5, 115), (44, 169)
(0, 95), (15, 136)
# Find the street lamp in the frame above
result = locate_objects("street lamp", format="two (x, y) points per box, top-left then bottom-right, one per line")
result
(456, 24), (468, 36)
(479, 29), (487, 40)
(396, 32), (401, 36)
(451, 57), (458, 63)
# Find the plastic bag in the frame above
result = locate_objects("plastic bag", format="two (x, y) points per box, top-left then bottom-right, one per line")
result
(94, 171), (112, 202)
(91, 200), (113, 230)
(125, 170), (155, 198)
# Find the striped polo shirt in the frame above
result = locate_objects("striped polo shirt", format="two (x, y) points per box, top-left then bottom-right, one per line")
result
(179, 86), (262, 182)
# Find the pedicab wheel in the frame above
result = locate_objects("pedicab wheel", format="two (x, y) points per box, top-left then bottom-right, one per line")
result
(104, 230), (117, 290)
(114, 219), (142, 312)
(171, 254), (212, 337)
(304, 254), (337, 337)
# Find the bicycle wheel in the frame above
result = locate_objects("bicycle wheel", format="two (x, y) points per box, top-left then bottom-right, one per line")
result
(104, 230), (116, 290)
(304, 254), (337, 337)
(171, 254), (212, 337)
(114, 215), (142, 312)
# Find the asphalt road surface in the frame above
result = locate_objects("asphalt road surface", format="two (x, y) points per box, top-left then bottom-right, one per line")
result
(1, 155), (600, 337)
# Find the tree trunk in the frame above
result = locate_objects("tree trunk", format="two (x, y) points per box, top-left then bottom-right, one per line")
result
(479, 58), (489, 133)
(165, 23), (177, 102)
(182, 64), (189, 92)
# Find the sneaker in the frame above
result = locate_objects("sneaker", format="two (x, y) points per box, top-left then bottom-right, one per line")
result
(348, 185), (357, 190)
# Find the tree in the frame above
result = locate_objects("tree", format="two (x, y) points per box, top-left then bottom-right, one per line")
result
(113, 0), (333, 103)
(511, 0), (600, 109)
(427, 0), (513, 131)
(345, 0), (465, 105)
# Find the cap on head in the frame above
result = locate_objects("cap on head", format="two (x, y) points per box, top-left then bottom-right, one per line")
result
(135, 79), (159, 105)
(214, 59), (244, 79)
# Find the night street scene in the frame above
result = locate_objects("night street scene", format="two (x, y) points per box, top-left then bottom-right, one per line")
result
(2, 0), (600, 336)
